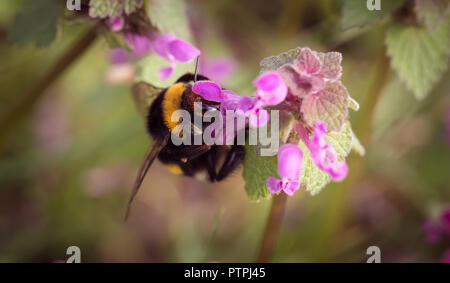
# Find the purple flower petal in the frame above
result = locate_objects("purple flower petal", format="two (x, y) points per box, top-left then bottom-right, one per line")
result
(236, 96), (255, 113)
(110, 49), (131, 64)
(253, 72), (287, 106)
(267, 177), (282, 194)
(159, 65), (175, 80)
(249, 109), (269, 128)
(423, 220), (442, 244)
(126, 34), (153, 58)
(168, 39), (200, 62)
(192, 81), (223, 102)
(440, 208), (450, 235)
(149, 33), (176, 60)
(108, 17), (124, 32)
(277, 143), (303, 180)
(298, 121), (348, 181)
(283, 181), (300, 196)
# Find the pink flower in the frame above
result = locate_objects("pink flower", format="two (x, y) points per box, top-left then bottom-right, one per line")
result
(192, 72), (287, 128)
(266, 144), (303, 196)
(440, 208), (450, 235)
(107, 17), (125, 32)
(110, 32), (200, 80)
(150, 33), (201, 79)
(279, 48), (342, 98)
(199, 55), (237, 84)
(422, 208), (450, 244)
(297, 121), (348, 181)
(423, 220), (442, 244)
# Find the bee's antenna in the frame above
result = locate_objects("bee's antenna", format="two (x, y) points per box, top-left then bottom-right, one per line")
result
(194, 56), (200, 82)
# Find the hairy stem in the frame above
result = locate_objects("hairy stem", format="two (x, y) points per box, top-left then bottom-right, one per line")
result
(256, 193), (288, 262)
(0, 28), (97, 145)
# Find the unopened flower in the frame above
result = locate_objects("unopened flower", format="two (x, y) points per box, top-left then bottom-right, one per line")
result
(107, 17), (125, 32)
(297, 121), (348, 181)
(266, 144), (303, 196)
(110, 32), (200, 80)
(279, 48), (342, 98)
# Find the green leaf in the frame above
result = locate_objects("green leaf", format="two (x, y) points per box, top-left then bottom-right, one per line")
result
(124, 0), (144, 15)
(147, 0), (192, 41)
(242, 145), (276, 200)
(301, 82), (350, 132)
(341, 0), (406, 30)
(102, 30), (132, 50)
(299, 121), (352, 195)
(89, 0), (143, 18)
(350, 127), (365, 156)
(260, 47), (301, 73)
(89, 0), (124, 18)
(415, 0), (450, 32)
(385, 23), (450, 99)
(8, 0), (62, 48)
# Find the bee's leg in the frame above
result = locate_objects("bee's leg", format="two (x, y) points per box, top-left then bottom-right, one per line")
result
(159, 144), (211, 162)
(216, 145), (245, 181)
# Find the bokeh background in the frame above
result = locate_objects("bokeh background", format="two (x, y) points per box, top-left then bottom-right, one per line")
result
(1, 0), (450, 262)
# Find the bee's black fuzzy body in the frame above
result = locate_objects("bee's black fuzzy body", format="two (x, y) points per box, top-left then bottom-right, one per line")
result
(145, 73), (245, 182)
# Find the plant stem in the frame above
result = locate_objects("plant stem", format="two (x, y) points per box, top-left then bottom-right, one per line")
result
(256, 193), (288, 262)
(0, 27), (97, 145)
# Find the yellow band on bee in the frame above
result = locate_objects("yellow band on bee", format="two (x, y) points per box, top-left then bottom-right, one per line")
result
(164, 163), (183, 175)
(162, 83), (186, 131)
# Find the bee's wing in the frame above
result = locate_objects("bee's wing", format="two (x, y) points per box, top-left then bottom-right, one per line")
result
(125, 135), (169, 221)
(132, 82), (164, 118)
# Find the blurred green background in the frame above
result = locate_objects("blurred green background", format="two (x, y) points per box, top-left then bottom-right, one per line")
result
(0, 0), (449, 262)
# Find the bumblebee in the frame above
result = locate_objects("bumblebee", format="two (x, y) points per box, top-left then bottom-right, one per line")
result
(126, 73), (245, 219)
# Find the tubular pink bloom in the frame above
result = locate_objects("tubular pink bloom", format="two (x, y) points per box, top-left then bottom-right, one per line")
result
(253, 71), (288, 106)
(107, 17), (125, 32)
(193, 73), (287, 129)
(125, 33), (153, 58)
(297, 121), (348, 181)
(149, 33), (200, 80)
(112, 32), (200, 80)
(192, 81), (223, 102)
(266, 144), (303, 196)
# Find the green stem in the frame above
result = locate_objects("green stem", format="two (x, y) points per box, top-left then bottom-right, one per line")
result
(256, 193), (288, 262)
(0, 28), (97, 146)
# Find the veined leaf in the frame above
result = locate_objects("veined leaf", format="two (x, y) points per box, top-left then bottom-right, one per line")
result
(301, 82), (350, 132)
(415, 0), (450, 32)
(385, 22), (450, 99)
(242, 145), (276, 200)
(299, 121), (353, 195)
(89, 0), (143, 18)
(341, 0), (406, 30)
(8, 0), (62, 48)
